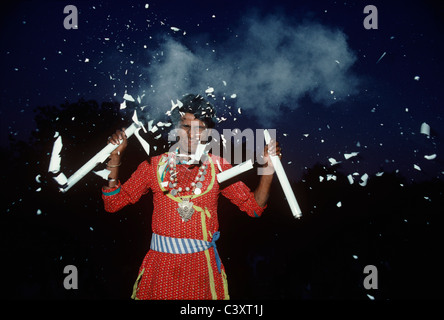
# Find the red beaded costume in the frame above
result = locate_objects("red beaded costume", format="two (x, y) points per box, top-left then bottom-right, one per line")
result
(102, 152), (266, 300)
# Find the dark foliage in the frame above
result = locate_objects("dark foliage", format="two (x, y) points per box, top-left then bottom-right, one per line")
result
(1, 99), (443, 300)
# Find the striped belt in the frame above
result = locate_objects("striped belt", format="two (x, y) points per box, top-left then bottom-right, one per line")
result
(150, 231), (221, 273)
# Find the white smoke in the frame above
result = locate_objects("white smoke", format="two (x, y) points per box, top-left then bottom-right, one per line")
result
(142, 12), (360, 126)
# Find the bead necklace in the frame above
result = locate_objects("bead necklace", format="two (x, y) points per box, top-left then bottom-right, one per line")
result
(167, 149), (208, 222)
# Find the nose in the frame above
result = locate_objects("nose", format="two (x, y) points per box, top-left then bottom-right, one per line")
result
(189, 128), (201, 140)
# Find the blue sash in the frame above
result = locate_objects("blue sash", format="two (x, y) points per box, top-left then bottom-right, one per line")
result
(150, 231), (222, 273)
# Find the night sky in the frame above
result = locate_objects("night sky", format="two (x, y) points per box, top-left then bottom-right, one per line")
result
(1, 0), (443, 181)
(1, 0), (444, 303)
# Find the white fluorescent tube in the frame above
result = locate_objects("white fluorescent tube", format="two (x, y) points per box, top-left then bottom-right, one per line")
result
(263, 129), (302, 218)
(216, 159), (253, 183)
(60, 122), (140, 193)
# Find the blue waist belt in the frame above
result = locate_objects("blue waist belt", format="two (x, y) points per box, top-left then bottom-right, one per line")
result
(150, 231), (221, 274)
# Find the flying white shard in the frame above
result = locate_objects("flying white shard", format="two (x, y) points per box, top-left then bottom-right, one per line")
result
(166, 100), (178, 116)
(221, 134), (227, 148)
(344, 152), (359, 160)
(420, 122), (430, 136)
(132, 110), (147, 133)
(147, 119), (154, 131)
(123, 93), (135, 102)
(48, 136), (63, 174)
(424, 154), (437, 160)
(329, 158), (341, 166)
(215, 159), (223, 172)
(359, 173), (369, 187)
(93, 168), (111, 180)
(186, 142), (209, 165)
(347, 174), (354, 184)
(376, 51), (386, 64)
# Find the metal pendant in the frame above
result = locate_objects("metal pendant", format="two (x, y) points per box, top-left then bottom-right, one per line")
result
(178, 198), (195, 222)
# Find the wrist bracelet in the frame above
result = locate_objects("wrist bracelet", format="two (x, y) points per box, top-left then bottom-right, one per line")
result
(106, 162), (121, 168)
(108, 178), (117, 182)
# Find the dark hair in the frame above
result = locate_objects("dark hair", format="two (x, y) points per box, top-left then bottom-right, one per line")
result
(170, 94), (217, 128)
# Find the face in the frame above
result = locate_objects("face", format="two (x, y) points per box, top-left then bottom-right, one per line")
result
(177, 113), (207, 154)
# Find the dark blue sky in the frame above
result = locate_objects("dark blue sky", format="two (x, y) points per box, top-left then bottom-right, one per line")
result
(1, 0), (443, 184)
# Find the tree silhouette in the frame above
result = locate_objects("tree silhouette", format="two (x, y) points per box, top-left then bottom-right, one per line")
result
(1, 99), (444, 300)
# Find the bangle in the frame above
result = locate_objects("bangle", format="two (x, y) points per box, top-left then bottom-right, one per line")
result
(108, 178), (117, 182)
(106, 162), (121, 168)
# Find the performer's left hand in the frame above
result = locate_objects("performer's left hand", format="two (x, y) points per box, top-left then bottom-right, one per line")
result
(254, 139), (282, 204)
(263, 139), (282, 171)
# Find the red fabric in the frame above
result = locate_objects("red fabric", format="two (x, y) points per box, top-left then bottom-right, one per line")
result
(102, 153), (266, 300)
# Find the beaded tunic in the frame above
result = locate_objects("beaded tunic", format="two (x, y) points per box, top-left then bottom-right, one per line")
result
(102, 153), (266, 300)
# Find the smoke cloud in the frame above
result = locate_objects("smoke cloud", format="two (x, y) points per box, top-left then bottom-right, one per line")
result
(142, 12), (359, 126)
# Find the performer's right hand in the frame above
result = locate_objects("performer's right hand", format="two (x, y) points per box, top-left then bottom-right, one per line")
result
(107, 128), (128, 157)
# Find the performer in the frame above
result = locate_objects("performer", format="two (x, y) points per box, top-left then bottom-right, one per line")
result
(102, 94), (282, 300)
